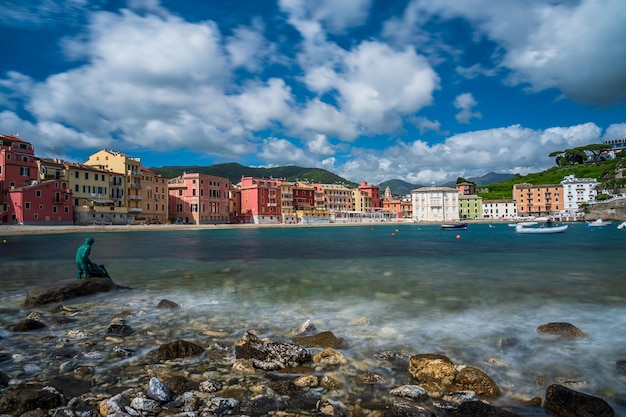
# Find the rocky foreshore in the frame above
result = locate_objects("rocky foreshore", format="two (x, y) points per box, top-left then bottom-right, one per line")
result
(0, 279), (621, 417)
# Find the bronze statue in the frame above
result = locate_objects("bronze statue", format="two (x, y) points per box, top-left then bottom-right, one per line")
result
(76, 237), (109, 279)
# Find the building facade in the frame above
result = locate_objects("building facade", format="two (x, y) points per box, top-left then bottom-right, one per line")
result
(482, 199), (517, 220)
(168, 173), (230, 224)
(411, 185), (460, 222)
(458, 194), (482, 220)
(513, 183), (563, 217)
(238, 177), (282, 224)
(140, 168), (168, 223)
(0, 134), (73, 224)
(560, 174), (598, 215)
(357, 181), (381, 211)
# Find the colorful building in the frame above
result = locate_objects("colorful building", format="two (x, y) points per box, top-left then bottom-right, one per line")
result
(411, 184), (460, 222)
(1, 134), (73, 224)
(482, 199), (517, 220)
(239, 177), (282, 224)
(357, 181), (381, 211)
(458, 194), (482, 220)
(141, 167), (168, 223)
(513, 183), (564, 217)
(168, 173), (230, 224)
(560, 174), (598, 215)
(84, 149), (143, 221)
(382, 186), (403, 218)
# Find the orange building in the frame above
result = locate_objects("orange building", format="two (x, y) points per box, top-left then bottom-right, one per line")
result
(382, 186), (403, 218)
(513, 183), (564, 217)
(168, 173), (230, 224)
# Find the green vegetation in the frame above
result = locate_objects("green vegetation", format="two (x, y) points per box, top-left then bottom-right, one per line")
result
(151, 162), (357, 186)
(478, 151), (625, 200)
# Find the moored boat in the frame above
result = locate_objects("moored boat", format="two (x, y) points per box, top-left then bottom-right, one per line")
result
(515, 224), (568, 234)
(586, 219), (612, 227)
(617, 221), (626, 229)
(508, 221), (538, 227)
(441, 222), (468, 230)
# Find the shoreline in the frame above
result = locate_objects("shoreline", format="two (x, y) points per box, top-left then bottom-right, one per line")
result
(0, 219), (505, 237)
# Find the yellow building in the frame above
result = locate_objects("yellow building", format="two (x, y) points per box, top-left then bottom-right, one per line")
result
(315, 183), (354, 212)
(84, 149), (143, 222)
(37, 158), (127, 224)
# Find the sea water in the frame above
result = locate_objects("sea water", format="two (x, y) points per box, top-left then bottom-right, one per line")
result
(1, 223), (625, 413)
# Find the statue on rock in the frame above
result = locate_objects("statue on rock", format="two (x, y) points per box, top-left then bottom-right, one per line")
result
(75, 237), (110, 279)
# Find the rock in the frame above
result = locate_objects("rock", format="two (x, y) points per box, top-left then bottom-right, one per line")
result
(0, 387), (64, 415)
(0, 370), (10, 386)
(358, 371), (386, 384)
(232, 358), (256, 373)
(12, 318), (46, 331)
(237, 396), (285, 416)
(157, 299), (179, 309)
(616, 360), (626, 375)
(536, 322), (586, 338)
(99, 393), (130, 415)
(452, 400), (522, 416)
(289, 318), (316, 335)
(147, 377), (173, 402)
(153, 339), (205, 361)
(292, 330), (343, 348)
(391, 400), (436, 417)
(130, 397), (161, 413)
(389, 385), (429, 401)
(294, 374), (318, 387)
(23, 277), (129, 307)
(316, 398), (348, 417)
(235, 333), (311, 369)
(544, 384), (615, 417)
(407, 354), (456, 397)
(449, 366), (500, 397)
(313, 347), (347, 365)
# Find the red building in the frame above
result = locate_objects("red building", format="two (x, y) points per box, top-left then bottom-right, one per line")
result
(239, 177), (281, 224)
(1, 134), (73, 224)
(357, 181), (382, 211)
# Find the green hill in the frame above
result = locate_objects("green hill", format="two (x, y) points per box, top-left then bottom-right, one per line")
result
(151, 162), (357, 186)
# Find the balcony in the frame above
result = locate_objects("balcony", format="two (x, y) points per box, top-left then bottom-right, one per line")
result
(129, 207), (143, 212)
(129, 183), (142, 189)
(128, 195), (143, 200)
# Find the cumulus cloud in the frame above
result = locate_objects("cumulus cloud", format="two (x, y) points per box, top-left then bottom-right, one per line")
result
(391, 0), (626, 105)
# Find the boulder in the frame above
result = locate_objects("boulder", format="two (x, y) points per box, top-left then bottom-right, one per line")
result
(536, 322), (586, 338)
(23, 277), (129, 307)
(407, 354), (456, 397)
(12, 318), (46, 332)
(0, 388), (64, 415)
(449, 366), (500, 397)
(544, 384), (615, 417)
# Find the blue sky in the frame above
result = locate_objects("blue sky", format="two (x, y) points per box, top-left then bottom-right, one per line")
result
(1, 0), (625, 185)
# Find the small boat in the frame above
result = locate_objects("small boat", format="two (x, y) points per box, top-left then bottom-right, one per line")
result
(441, 222), (468, 230)
(508, 221), (538, 227)
(515, 224), (568, 234)
(586, 219), (612, 227)
(617, 221), (626, 230)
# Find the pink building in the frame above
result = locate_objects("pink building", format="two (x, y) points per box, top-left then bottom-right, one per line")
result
(357, 181), (382, 211)
(1, 134), (73, 224)
(239, 177), (281, 224)
(168, 173), (230, 224)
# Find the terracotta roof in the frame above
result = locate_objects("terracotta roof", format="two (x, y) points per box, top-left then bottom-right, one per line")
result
(0, 134), (29, 144)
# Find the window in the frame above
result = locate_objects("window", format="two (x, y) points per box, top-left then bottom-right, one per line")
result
(84, 173), (88, 179)
(75, 171), (79, 178)
(64, 207), (69, 213)
(22, 156), (28, 162)
(75, 184), (79, 192)
(20, 167), (30, 176)
(25, 202), (31, 209)
(36, 190), (41, 197)
(53, 206), (57, 213)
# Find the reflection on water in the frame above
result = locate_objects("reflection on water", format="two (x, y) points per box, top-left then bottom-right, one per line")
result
(1, 223), (626, 412)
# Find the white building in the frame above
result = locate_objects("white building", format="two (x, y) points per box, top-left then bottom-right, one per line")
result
(482, 199), (517, 220)
(411, 185), (459, 222)
(561, 174), (598, 214)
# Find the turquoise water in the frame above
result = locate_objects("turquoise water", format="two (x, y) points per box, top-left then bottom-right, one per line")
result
(1, 222), (625, 411)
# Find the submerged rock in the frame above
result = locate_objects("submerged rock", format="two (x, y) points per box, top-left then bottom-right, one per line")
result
(536, 322), (586, 338)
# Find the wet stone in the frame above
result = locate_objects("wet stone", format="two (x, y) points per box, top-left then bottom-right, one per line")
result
(13, 318), (46, 332)
(157, 299), (180, 309)
(147, 377), (173, 402)
(153, 339), (205, 361)
(292, 330), (343, 348)
(536, 322), (586, 338)
(544, 384), (615, 417)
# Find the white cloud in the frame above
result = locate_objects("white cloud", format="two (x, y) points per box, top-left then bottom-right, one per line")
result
(453, 93), (482, 124)
(257, 137), (315, 166)
(279, 0), (372, 34)
(388, 0), (626, 105)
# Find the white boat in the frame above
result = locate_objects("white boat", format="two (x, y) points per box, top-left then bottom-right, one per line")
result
(617, 222), (626, 230)
(515, 224), (568, 234)
(508, 221), (538, 227)
(586, 219), (612, 227)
